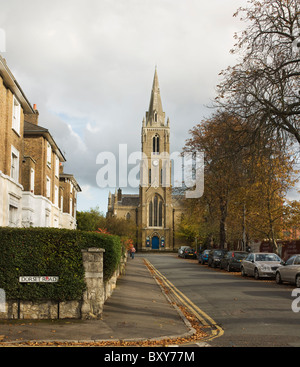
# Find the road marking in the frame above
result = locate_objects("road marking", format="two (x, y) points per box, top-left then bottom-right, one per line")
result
(144, 259), (224, 342)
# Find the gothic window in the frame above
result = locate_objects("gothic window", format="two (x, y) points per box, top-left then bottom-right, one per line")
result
(149, 201), (153, 227)
(149, 195), (163, 227)
(152, 134), (160, 154)
(154, 195), (158, 226)
(159, 201), (163, 227)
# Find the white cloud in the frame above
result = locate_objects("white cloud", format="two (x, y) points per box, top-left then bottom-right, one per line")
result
(86, 123), (100, 134)
(80, 184), (94, 201)
(0, 0), (246, 212)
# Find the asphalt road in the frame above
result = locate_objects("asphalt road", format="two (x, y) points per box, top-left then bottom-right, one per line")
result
(141, 253), (300, 347)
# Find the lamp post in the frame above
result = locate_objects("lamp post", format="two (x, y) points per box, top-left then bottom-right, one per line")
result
(242, 202), (246, 252)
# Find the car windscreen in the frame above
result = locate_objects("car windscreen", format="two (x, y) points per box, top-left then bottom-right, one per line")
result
(214, 251), (224, 256)
(255, 254), (281, 262)
(234, 252), (248, 260)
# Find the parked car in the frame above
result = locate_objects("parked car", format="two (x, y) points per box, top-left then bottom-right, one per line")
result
(275, 254), (300, 287)
(198, 249), (211, 264)
(241, 252), (283, 279)
(220, 251), (248, 272)
(178, 246), (190, 258)
(182, 247), (197, 259)
(207, 249), (227, 268)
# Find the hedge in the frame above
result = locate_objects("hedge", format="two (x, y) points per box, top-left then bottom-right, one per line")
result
(0, 227), (122, 302)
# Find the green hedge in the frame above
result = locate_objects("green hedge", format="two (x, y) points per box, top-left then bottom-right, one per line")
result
(0, 228), (122, 302)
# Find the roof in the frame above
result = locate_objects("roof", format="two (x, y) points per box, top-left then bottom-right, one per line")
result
(146, 68), (166, 126)
(0, 55), (35, 114)
(120, 195), (140, 206)
(24, 121), (66, 162)
(112, 193), (139, 207)
(60, 173), (82, 192)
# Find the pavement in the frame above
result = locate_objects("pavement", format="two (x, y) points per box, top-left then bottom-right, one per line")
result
(0, 255), (198, 346)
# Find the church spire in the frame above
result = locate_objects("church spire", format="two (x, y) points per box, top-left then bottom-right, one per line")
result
(146, 67), (165, 126)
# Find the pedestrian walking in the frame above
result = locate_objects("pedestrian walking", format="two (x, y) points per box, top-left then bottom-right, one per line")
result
(131, 246), (136, 259)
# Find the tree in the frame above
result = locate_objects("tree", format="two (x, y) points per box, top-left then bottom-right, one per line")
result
(183, 112), (247, 248)
(181, 111), (298, 252)
(216, 0), (300, 146)
(175, 197), (219, 248)
(243, 148), (298, 252)
(283, 199), (300, 236)
(76, 207), (137, 244)
(76, 206), (106, 232)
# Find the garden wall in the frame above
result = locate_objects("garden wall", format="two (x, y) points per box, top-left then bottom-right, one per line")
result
(0, 228), (127, 320)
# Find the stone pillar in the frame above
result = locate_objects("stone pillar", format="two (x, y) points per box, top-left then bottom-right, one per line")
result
(81, 248), (105, 320)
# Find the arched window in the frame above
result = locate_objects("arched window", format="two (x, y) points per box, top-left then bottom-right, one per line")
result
(149, 195), (163, 227)
(159, 201), (163, 227)
(154, 195), (158, 226)
(149, 201), (153, 227)
(126, 212), (131, 221)
(152, 134), (160, 154)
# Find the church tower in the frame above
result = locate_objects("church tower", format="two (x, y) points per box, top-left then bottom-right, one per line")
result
(138, 68), (173, 250)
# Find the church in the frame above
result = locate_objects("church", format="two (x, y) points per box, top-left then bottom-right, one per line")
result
(107, 69), (186, 251)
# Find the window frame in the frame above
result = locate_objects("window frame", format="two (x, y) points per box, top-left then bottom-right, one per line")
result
(55, 155), (59, 178)
(47, 142), (52, 168)
(10, 145), (20, 182)
(46, 175), (51, 198)
(54, 185), (59, 207)
(30, 168), (35, 193)
(12, 96), (21, 135)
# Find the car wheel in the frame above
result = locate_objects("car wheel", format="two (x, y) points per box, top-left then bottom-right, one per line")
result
(275, 271), (282, 284)
(241, 267), (247, 277)
(296, 274), (300, 288)
(254, 268), (260, 280)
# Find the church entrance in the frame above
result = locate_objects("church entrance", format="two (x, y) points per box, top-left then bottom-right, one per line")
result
(151, 236), (159, 250)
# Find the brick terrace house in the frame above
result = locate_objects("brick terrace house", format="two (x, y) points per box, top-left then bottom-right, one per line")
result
(0, 55), (81, 228)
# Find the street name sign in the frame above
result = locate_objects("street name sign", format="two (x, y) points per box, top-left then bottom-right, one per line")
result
(19, 276), (59, 283)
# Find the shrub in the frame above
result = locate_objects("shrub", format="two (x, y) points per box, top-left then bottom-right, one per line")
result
(0, 227), (122, 302)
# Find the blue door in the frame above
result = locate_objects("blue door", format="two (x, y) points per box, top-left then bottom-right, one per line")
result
(152, 236), (159, 250)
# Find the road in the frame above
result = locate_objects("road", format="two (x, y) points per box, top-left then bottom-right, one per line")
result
(141, 253), (300, 347)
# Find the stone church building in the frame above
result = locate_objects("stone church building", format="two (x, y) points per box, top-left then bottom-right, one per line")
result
(107, 69), (186, 251)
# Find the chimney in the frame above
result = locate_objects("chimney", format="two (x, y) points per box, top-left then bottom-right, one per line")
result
(25, 104), (39, 125)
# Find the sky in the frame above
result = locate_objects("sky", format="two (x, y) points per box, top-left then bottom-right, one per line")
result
(0, 0), (250, 213)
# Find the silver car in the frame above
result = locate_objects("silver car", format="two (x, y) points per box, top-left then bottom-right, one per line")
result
(178, 246), (190, 258)
(275, 254), (300, 287)
(241, 252), (283, 279)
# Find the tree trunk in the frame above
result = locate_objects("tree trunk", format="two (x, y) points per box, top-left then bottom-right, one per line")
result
(219, 198), (228, 249)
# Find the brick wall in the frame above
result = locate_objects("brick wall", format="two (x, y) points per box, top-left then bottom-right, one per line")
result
(0, 75), (24, 183)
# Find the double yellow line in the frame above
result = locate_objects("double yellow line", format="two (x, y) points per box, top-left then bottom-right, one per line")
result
(144, 258), (224, 342)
